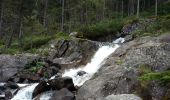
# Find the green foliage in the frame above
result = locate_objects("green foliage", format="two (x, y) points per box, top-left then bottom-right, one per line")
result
(44, 72), (50, 78)
(157, 2), (170, 15)
(79, 19), (124, 39)
(123, 16), (139, 25)
(55, 32), (70, 40)
(132, 15), (170, 37)
(26, 61), (45, 74)
(138, 64), (152, 75)
(23, 35), (53, 50)
(139, 71), (170, 85)
(115, 59), (123, 65)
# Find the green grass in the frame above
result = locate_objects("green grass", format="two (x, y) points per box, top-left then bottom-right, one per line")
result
(139, 71), (170, 85)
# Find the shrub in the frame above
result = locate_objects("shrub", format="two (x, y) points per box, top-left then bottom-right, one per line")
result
(79, 19), (124, 40)
(26, 61), (45, 74)
(55, 32), (70, 40)
(23, 35), (53, 50)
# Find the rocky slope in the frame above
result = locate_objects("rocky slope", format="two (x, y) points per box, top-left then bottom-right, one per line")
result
(76, 33), (170, 100)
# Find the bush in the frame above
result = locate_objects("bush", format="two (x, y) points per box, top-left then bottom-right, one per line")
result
(55, 32), (70, 40)
(23, 35), (53, 50)
(25, 60), (45, 74)
(79, 19), (124, 39)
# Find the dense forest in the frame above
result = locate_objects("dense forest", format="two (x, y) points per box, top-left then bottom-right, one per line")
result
(0, 0), (170, 54)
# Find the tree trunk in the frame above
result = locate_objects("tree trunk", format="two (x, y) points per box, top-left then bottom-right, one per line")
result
(137, 0), (140, 17)
(121, 0), (124, 18)
(43, 0), (48, 28)
(61, 0), (65, 32)
(155, 0), (158, 16)
(102, 0), (105, 19)
(6, 26), (14, 48)
(18, 20), (23, 47)
(0, 0), (3, 39)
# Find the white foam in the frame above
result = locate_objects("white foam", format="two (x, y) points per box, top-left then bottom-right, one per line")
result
(113, 37), (125, 44)
(12, 83), (38, 100)
(40, 91), (53, 100)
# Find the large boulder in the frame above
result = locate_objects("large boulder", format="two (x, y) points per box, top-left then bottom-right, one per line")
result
(48, 77), (76, 92)
(0, 54), (39, 82)
(77, 34), (170, 100)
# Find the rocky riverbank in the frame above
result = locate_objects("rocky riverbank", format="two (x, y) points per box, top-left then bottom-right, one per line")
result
(0, 33), (170, 100)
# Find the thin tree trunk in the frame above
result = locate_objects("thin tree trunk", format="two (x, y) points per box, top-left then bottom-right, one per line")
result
(102, 0), (105, 19)
(155, 0), (158, 16)
(6, 26), (14, 48)
(19, 20), (23, 47)
(0, 0), (3, 39)
(61, 0), (65, 32)
(137, 0), (140, 17)
(43, 0), (48, 28)
(121, 0), (124, 18)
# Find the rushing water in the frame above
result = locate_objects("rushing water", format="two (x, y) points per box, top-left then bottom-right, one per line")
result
(11, 37), (124, 100)
(62, 44), (120, 86)
(11, 83), (38, 100)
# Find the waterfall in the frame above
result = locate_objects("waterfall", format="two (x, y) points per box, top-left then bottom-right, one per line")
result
(62, 38), (124, 86)
(11, 37), (124, 100)
(11, 83), (38, 100)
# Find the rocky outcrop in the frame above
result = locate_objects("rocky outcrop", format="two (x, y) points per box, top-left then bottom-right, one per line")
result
(47, 38), (99, 70)
(0, 54), (39, 82)
(76, 34), (170, 100)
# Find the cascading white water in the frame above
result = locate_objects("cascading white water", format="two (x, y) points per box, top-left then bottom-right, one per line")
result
(11, 37), (124, 100)
(11, 83), (38, 100)
(62, 38), (124, 86)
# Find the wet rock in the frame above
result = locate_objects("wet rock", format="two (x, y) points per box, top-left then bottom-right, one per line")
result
(4, 82), (19, 89)
(0, 95), (5, 100)
(32, 81), (51, 99)
(77, 71), (87, 76)
(50, 88), (75, 100)
(48, 77), (76, 92)
(46, 66), (60, 77)
(5, 90), (12, 100)
(18, 74), (40, 83)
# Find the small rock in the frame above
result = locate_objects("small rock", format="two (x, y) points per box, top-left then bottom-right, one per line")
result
(77, 71), (87, 76)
